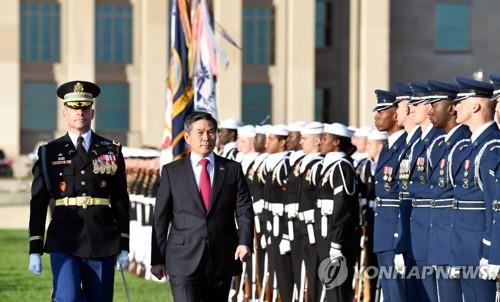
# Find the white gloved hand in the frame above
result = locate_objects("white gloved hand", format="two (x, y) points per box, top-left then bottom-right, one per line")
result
(447, 266), (461, 279)
(28, 253), (42, 276)
(279, 238), (291, 255)
(479, 258), (489, 280)
(260, 235), (267, 249)
(329, 247), (343, 265)
(394, 253), (405, 275)
(487, 264), (500, 280)
(117, 250), (129, 270)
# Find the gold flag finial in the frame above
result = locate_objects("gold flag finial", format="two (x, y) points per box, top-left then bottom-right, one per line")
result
(73, 82), (84, 93)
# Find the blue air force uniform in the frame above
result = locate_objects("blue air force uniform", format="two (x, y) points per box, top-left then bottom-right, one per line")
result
(486, 73), (500, 270)
(421, 80), (470, 302)
(372, 89), (407, 302)
(449, 77), (500, 301)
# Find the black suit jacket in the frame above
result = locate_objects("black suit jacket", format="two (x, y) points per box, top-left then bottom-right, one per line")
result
(151, 154), (254, 278)
(29, 132), (129, 258)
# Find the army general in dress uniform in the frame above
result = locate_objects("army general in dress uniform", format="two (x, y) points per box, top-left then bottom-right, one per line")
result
(28, 81), (130, 302)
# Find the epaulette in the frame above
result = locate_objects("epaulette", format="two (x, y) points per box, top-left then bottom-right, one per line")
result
(448, 139), (470, 186)
(427, 134), (446, 169)
(474, 139), (500, 191)
(113, 140), (121, 146)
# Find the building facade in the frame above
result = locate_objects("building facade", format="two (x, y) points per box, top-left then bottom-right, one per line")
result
(1, 0), (498, 176)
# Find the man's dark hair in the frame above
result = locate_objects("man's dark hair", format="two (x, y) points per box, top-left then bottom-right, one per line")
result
(184, 111), (218, 133)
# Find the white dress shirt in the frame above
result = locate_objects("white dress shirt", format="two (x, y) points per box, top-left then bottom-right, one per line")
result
(190, 152), (215, 190)
(67, 130), (92, 152)
(388, 129), (405, 149)
(470, 121), (496, 143)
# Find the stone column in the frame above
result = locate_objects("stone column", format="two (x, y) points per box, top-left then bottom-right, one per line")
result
(213, 0), (242, 121)
(0, 0), (20, 157)
(129, 0), (168, 147)
(55, 0), (96, 135)
(285, 0), (315, 123)
(349, 0), (390, 126)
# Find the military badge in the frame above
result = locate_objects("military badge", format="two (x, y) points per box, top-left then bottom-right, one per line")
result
(384, 182), (391, 192)
(439, 159), (446, 176)
(93, 160), (100, 174)
(305, 169), (313, 184)
(463, 160), (470, 177)
(59, 181), (66, 192)
(99, 180), (107, 188)
(417, 157), (425, 172)
(462, 178), (469, 189)
(438, 177), (446, 188)
(418, 175), (426, 184)
(401, 181), (408, 190)
(293, 163), (301, 177)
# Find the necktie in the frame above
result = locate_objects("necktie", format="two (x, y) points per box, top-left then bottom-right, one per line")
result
(77, 136), (87, 159)
(199, 158), (211, 211)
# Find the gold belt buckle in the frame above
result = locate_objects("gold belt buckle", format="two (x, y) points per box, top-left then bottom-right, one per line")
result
(79, 196), (91, 209)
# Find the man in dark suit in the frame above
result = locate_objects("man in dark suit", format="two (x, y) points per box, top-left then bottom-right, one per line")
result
(151, 111), (254, 301)
(28, 81), (130, 302)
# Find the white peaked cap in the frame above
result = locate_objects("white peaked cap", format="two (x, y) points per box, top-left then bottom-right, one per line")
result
(368, 129), (388, 141)
(287, 121), (307, 132)
(237, 125), (256, 138)
(219, 118), (242, 130)
(354, 126), (374, 137)
(255, 124), (271, 134)
(323, 123), (353, 138)
(267, 124), (289, 136)
(301, 121), (324, 135)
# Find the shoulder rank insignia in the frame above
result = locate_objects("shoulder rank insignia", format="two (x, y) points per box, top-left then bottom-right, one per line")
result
(112, 140), (121, 146)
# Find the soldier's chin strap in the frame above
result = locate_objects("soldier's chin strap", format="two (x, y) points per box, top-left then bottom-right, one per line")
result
(40, 145), (53, 197)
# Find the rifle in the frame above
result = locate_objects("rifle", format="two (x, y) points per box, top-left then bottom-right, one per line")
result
(299, 260), (306, 301)
(353, 208), (371, 302)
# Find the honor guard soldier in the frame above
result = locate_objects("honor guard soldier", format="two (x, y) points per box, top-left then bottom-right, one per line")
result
(261, 124), (293, 301)
(356, 129), (388, 301)
(315, 123), (358, 301)
(28, 81), (130, 301)
(484, 73), (500, 286)
(402, 82), (444, 302)
(217, 118), (242, 160)
(235, 125), (260, 298)
(392, 83), (423, 302)
(283, 122), (307, 299)
(247, 125), (270, 296)
(449, 76), (500, 301)
(372, 88), (407, 302)
(424, 80), (470, 302)
(290, 122), (324, 301)
(351, 126), (373, 168)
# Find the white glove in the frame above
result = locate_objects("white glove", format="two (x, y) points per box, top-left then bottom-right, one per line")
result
(359, 235), (366, 249)
(329, 247), (343, 265)
(28, 253), (42, 276)
(117, 250), (129, 270)
(487, 264), (500, 280)
(279, 238), (291, 255)
(320, 200), (334, 216)
(253, 199), (264, 214)
(447, 266), (461, 279)
(260, 235), (267, 249)
(479, 257), (489, 280)
(285, 203), (299, 218)
(394, 253), (405, 275)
